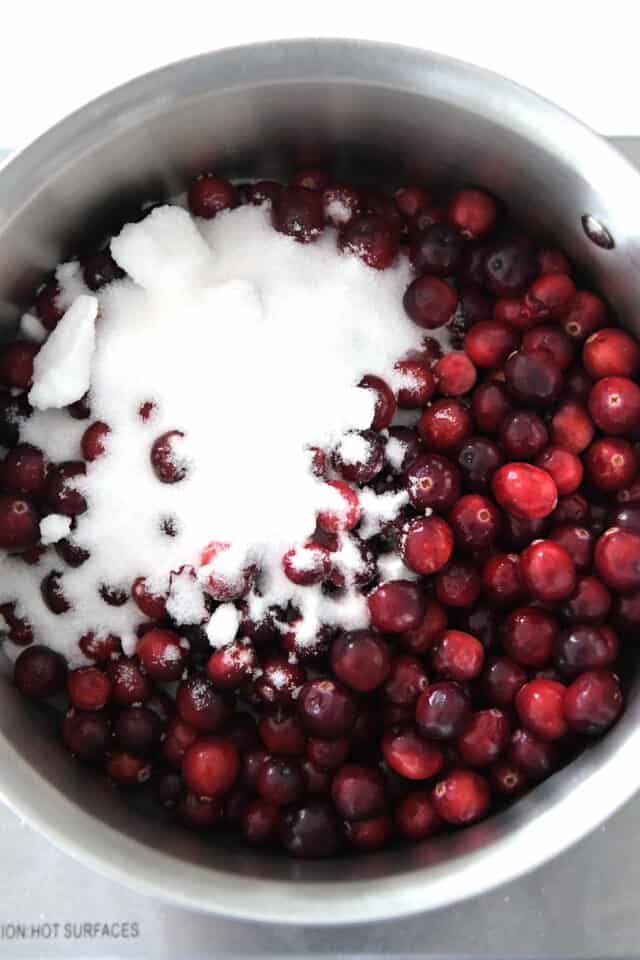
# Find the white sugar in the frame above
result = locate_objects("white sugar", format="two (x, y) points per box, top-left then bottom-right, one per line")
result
(205, 604), (241, 649)
(29, 295), (98, 410)
(358, 487), (409, 539)
(385, 434), (407, 471)
(377, 554), (420, 582)
(39, 514), (72, 545)
(166, 569), (208, 626)
(335, 431), (372, 466)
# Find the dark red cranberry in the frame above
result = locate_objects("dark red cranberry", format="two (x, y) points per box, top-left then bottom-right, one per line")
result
(432, 629), (484, 681)
(564, 367), (594, 404)
(0, 341), (39, 389)
(522, 328), (573, 374)
(301, 759), (331, 796)
(322, 184), (359, 226)
(394, 359), (436, 407)
(131, 576), (168, 620)
(401, 516), (454, 576)
(331, 630), (391, 691)
(0, 495), (38, 550)
(136, 628), (188, 681)
(367, 580), (426, 633)
(471, 380), (512, 433)
(291, 169), (328, 191)
(502, 607), (558, 666)
(107, 657), (152, 706)
(382, 726), (444, 780)
(332, 429), (385, 483)
(395, 789), (442, 839)
(0, 603), (33, 646)
(449, 494), (501, 551)
(508, 727), (559, 779)
(549, 525), (594, 572)
(502, 512), (550, 549)
(68, 394), (90, 420)
(521, 274), (576, 324)
(56, 537), (90, 567)
(456, 437), (504, 492)
(482, 552), (524, 606)
(457, 708), (510, 766)
(404, 452), (461, 511)
(500, 410), (549, 460)
(560, 575), (611, 624)
(239, 747), (269, 791)
(62, 709), (110, 760)
(255, 704), (304, 754)
(82, 252), (124, 290)
(614, 589), (640, 631)
(175, 676), (228, 732)
(297, 678), (357, 739)
(484, 236), (537, 297)
(79, 631), (121, 662)
(409, 203), (446, 236)
(115, 705), (160, 754)
(382, 655), (428, 706)
(307, 737), (350, 772)
(316, 480), (361, 533)
(247, 180), (282, 207)
(182, 736), (239, 797)
(242, 799), (281, 846)
(81, 421), (110, 462)
(515, 678), (568, 741)
(67, 666), (110, 711)
(360, 189), (404, 230)
(553, 624), (619, 677)
(583, 327), (640, 379)
(482, 655), (527, 706)
(99, 583), (128, 607)
(339, 213), (398, 268)
(586, 437), (637, 492)
(14, 645), (66, 699)
(595, 527), (640, 592)
(162, 717), (198, 768)
(250, 656), (304, 706)
(458, 603), (499, 650)
(343, 814), (393, 850)
(610, 505), (640, 534)
(331, 764), (386, 821)
(400, 599), (448, 655)
(188, 175), (238, 218)
(490, 758), (528, 796)
(536, 446), (583, 496)
(464, 321), (517, 369)
(280, 801), (340, 857)
(434, 352), (477, 396)
(552, 492), (589, 526)
(418, 399), (472, 452)
(395, 185), (431, 218)
(562, 290), (607, 340)
(45, 461), (87, 516)
(403, 275), (458, 329)
(433, 768), (490, 824)
(519, 539), (576, 602)
(358, 374), (397, 430)
(458, 285), (493, 327)
(177, 792), (223, 830)
(564, 670), (622, 734)
(415, 681), (470, 740)
(492, 462), (558, 519)
(257, 757), (304, 806)
(589, 376), (640, 435)
(505, 348), (563, 408)
(448, 188), (497, 239)
(150, 430), (187, 483)
(537, 248), (571, 274)
(0, 392), (31, 447)
(410, 223), (463, 276)
(435, 561), (481, 607)
(35, 281), (65, 330)
(2, 444), (47, 495)
(589, 501), (610, 537)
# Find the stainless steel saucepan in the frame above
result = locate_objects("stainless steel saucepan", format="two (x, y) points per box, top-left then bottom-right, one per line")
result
(0, 39), (639, 925)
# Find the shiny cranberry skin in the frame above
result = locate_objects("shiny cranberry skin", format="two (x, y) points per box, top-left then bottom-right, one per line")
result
(536, 446), (583, 496)
(67, 666), (111, 711)
(586, 437), (637, 492)
(340, 213), (398, 268)
(131, 576), (168, 620)
(554, 624), (619, 678)
(560, 575), (611, 625)
(2, 444), (47, 495)
(256, 757), (304, 807)
(508, 728), (559, 779)
(589, 376), (640, 435)
(45, 461), (87, 516)
(432, 629), (484, 681)
(251, 656), (305, 706)
(482, 655), (527, 707)
(448, 188), (497, 239)
(482, 553), (524, 606)
(188, 175), (238, 218)
(0, 392), (31, 447)
(410, 223), (463, 276)
(382, 726), (444, 780)
(115, 706), (161, 754)
(515, 678), (568, 741)
(562, 290), (607, 340)
(464, 321), (517, 369)
(331, 630), (391, 691)
(106, 657), (152, 706)
(505, 349), (563, 408)
(522, 274), (576, 324)
(403, 275), (458, 329)
(81, 421), (110, 462)
(258, 709), (306, 756)
(162, 717), (198, 768)
(433, 768), (490, 825)
(583, 328), (640, 379)
(359, 374), (397, 430)
(0, 495), (38, 550)
(519, 539), (576, 602)
(280, 801), (341, 857)
(182, 736), (239, 797)
(104, 751), (151, 787)
(150, 430), (187, 483)
(401, 599), (448, 655)
(490, 759), (527, 796)
(418, 399), (472, 452)
(404, 452), (461, 512)
(564, 670), (622, 734)
(178, 792), (223, 830)
(484, 237), (537, 296)
(175, 676), (228, 732)
(247, 180), (282, 207)
(502, 607), (558, 666)
(332, 429), (385, 483)
(401, 516), (454, 576)
(331, 764), (386, 821)
(415, 681), (470, 740)
(435, 561), (482, 608)
(0, 341), (38, 389)
(297, 678), (357, 739)
(434, 352), (477, 397)
(14, 645), (66, 699)
(62, 709), (110, 760)
(492, 462), (558, 519)
(595, 527), (640, 592)
(241, 798), (281, 846)
(136, 628), (188, 681)
(457, 708), (510, 766)
(35, 280), (65, 329)
(383, 655), (428, 706)
(499, 410), (548, 461)
(395, 789), (442, 839)
(457, 437), (504, 492)
(316, 480), (361, 533)
(82, 252), (124, 291)
(449, 494), (501, 552)
(367, 580), (426, 634)
(471, 380), (512, 433)
(610, 505), (640, 535)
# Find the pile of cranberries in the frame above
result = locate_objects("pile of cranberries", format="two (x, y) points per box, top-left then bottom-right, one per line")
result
(1, 167), (638, 860)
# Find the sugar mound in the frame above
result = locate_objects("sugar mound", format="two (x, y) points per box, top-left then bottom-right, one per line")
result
(39, 514), (72, 545)
(28, 295), (98, 410)
(206, 604), (241, 649)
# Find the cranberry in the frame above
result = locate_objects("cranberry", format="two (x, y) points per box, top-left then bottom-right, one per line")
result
(0, 603), (33, 646)
(521, 274), (576, 323)
(484, 237), (537, 296)
(242, 799), (281, 846)
(492, 462), (558, 520)
(178, 792), (223, 830)
(0, 495), (38, 550)
(404, 452), (461, 511)
(2, 444), (47, 495)
(499, 410), (547, 461)
(382, 726), (444, 780)
(68, 394), (91, 420)
(471, 380), (512, 433)
(35, 281), (65, 330)
(418, 399), (472, 452)
(258, 710), (305, 756)
(464, 321), (517, 369)
(415, 681), (470, 740)
(589, 376), (640, 435)
(433, 352), (476, 397)
(457, 708), (510, 766)
(131, 576), (168, 620)
(432, 629), (484, 681)
(247, 180), (282, 207)
(280, 801), (340, 857)
(239, 747), (269, 791)
(554, 624), (619, 677)
(62, 709), (110, 760)
(136, 628), (188, 681)
(583, 328), (640, 379)
(537, 248), (571, 275)
(105, 751), (151, 787)
(322, 184), (359, 226)
(490, 759), (528, 796)
(459, 603), (499, 650)
(316, 481), (361, 533)
(502, 607), (558, 666)
(361, 189), (404, 230)
(382, 655), (428, 706)
(548, 524), (594, 572)
(282, 541), (330, 586)
(565, 366), (594, 403)
(331, 764), (386, 821)
(394, 359), (435, 407)
(505, 348), (563, 408)
(502, 513), (550, 549)
(433, 768), (490, 825)
(82, 252), (124, 291)
(182, 736), (238, 797)
(614, 590), (640, 631)
(395, 185), (431, 218)
(198, 542), (255, 601)
(188, 174), (238, 218)
(162, 717), (198, 768)
(409, 203), (446, 236)
(343, 814), (393, 850)
(332, 429), (385, 483)
(482, 552), (524, 606)
(302, 759), (331, 795)
(448, 188), (497, 239)
(411, 222), (463, 276)
(508, 728), (559, 779)
(459, 286), (493, 327)
(150, 430), (188, 483)
(45, 461), (87, 516)
(449, 494), (501, 551)
(0, 341), (38, 390)
(307, 737), (350, 772)
(564, 670), (622, 734)
(401, 599), (448, 655)
(115, 706), (160, 754)
(56, 537), (90, 568)
(366, 579), (426, 633)
(519, 539), (576, 602)
(257, 757), (304, 807)
(436, 560), (482, 608)
(79, 631), (121, 662)
(610, 505), (640, 534)
(495, 295), (530, 330)
(482, 655), (527, 706)
(0, 392), (31, 447)
(67, 665), (110, 711)
(175, 675), (228, 732)
(515, 678), (568, 741)
(395, 789), (442, 839)
(595, 527), (640, 592)
(153, 769), (183, 807)
(550, 402), (594, 455)
(106, 657), (152, 706)
(457, 437), (504, 492)
(14, 645), (66, 699)
(80, 422), (112, 465)
(331, 630), (391, 691)
(359, 374), (397, 430)
(560, 575), (611, 624)
(403, 275), (458, 329)
(385, 426), (423, 473)
(401, 516), (454, 576)
(340, 213), (398, 268)
(251, 655), (304, 706)
(586, 437), (637, 492)
(552, 492), (589, 526)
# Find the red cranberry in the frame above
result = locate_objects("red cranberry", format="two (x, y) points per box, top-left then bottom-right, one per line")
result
(340, 213), (398, 268)
(332, 429), (384, 483)
(457, 708), (510, 766)
(484, 237), (537, 296)
(471, 380), (512, 433)
(449, 494), (501, 551)
(410, 223), (463, 276)
(258, 710), (305, 756)
(382, 655), (428, 706)
(394, 359), (435, 407)
(459, 604), (499, 651)
(67, 666), (110, 711)
(448, 188), (497, 239)
(382, 726), (444, 780)
(257, 757), (305, 807)
(80, 421), (111, 463)
(35, 281), (65, 330)
(395, 185), (431, 218)
(508, 728), (559, 779)
(14, 645), (66, 699)
(549, 402), (594, 456)
(404, 452), (461, 511)
(82, 252), (124, 291)
(537, 248), (571, 275)
(610, 505), (640, 534)
(560, 575), (611, 624)
(583, 328), (640, 379)
(115, 706), (161, 754)
(0, 341), (39, 390)
(331, 630), (391, 691)
(523, 327), (573, 372)
(589, 376), (640, 435)
(343, 815), (393, 850)
(515, 678), (568, 741)
(482, 655), (527, 706)
(595, 526), (640, 592)
(247, 180), (282, 207)
(56, 537), (90, 568)
(548, 524), (593, 572)
(0, 495), (38, 550)
(282, 541), (330, 586)
(316, 481), (361, 533)
(415, 681), (470, 740)
(105, 752), (151, 787)
(433, 768), (490, 825)
(552, 492), (589, 526)
(322, 184), (359, 226)
(251, 655), (304, 706)
(188, 174), (238, 218)
(409, 203), (446, 236)
(519, 539), (576, 602)
(505, 348), (563, 408)
(459, 285), (492, 326)
(395, 789), (442, 839)
(0, 603), (33, 646)
(62, 709), (110, 760)
(401, 516), (454, 576)
(418, 399), (472, 452)
(302, 759), (331, 796)
(331, 763), (386, 821)
(131, 576), (168, 620)
(565, 366), (594, 403)
(434, 352), (477, 397)
(502, 607), (558, 666)
(464, 321), (517, 369)
(564, 670), (622, 734)
(490, 759), (527, 796)
(182, 736), (238, 797)
(150, 430), (188, 483)
(175, 676), (228, 732)
(403, 275), (458, 329)
(307, 737), (350, 772)
(79, 631), (120, 662)
(359, 374), (397, 430)
(495, 295), (530, 330)
(586, 437), (637, 492)
(178, 792), (223, 830)
(280, 801), (340, 857)
(432, 629), (484, 681)
(136, 628), (188, 681)
(162, 717), (198, 768)
(367, 579), (426, 633)
(499, 410), (548, 460)
(2, 444), (47, 495)
(240, 747), (269, 790)
(457, 437), (504, 492)
(45, 461), (87, 516)
(534, 446), (582, 496)
(522, 274), (576, 323)
(492, 462), (557, 519)
(68, 394), (91, 420)
(360, 189), (404, 230)
(401, 599), (448, 655)
(554, 624), (619, 677)
(482, 552), (524, 606)
(242, 799), (281, 847)
(503, 513), (550, 549)
(107, 657), (152, 706)
(198, 542), (255, 601)
(0, 392), (31, 447)
(435, 561), (481, 607)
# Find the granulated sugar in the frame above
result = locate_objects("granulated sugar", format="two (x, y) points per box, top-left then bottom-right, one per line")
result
(0, 202), (448, 663)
